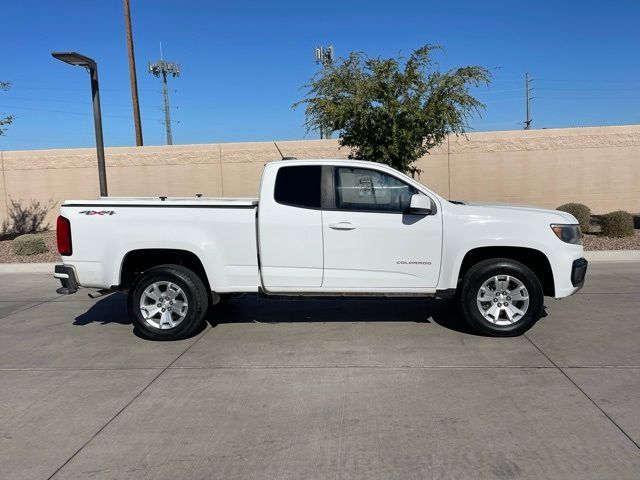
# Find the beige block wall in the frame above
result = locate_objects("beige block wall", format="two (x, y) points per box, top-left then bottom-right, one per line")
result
(0, 125), (638, 229)
(447, 125), (640, 212)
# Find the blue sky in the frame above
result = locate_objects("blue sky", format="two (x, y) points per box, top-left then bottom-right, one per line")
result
(1, 0), (639, 150)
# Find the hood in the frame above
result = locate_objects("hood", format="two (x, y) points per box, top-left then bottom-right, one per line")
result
(454, 200), (579, 224)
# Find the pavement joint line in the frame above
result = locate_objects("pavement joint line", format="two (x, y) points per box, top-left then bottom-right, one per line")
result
(0, 367), (165, 372)
(1, 365), (638, 372)
(45, 328), (212, 480)
(167, 365), (561, 370)
(524, 333), (640, 451)
(166, 364), (640, 370)
(0, 295), (61, 321)
(0, 299), (61, 302)
(562, 365), (640, 369)
(576, 292), (640, 295)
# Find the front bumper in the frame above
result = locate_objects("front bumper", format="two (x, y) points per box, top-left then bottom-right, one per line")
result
(571, 257), (588, 288)
(54, 264), (79, 294)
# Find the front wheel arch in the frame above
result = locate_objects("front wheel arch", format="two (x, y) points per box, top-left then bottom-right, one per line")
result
(458, 246), (555, 297)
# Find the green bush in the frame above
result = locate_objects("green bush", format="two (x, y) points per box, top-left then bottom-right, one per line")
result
(600, 211), (634, 238)
(556, 203), (591, 232)
(11, 234), (48, 256)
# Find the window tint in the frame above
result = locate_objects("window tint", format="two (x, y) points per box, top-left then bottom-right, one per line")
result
(334, 167), (417, 213)
(274, 165), (322, 209)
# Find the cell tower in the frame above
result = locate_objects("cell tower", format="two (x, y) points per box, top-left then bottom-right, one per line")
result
(314, 44), (334, 139)
(149, 44), (180, 145)
(315, 45), (334, 68)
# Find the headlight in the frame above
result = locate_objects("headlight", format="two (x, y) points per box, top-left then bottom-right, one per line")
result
(551, 224), (582, 245)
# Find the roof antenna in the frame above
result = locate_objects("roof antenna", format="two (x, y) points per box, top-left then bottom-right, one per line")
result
(274, 142), (296, 160)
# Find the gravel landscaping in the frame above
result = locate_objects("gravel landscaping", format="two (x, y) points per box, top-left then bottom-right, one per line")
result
(582, 217), (640, 251)
(582, 230), (640, 251)
(0, 230), (59, 263)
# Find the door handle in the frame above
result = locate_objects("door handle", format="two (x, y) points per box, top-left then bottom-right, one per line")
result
(329, 222), (356, 230)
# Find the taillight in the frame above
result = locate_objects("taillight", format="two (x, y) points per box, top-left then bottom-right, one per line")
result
(56, 216), (72, 256)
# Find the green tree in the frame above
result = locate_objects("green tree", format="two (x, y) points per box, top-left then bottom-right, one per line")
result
(1, 81), (14, 136)
(295, 45), (490, 176)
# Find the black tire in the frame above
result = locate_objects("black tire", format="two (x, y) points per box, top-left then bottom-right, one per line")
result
(128, 264), (209, 341)
(459, 258), (544, 337)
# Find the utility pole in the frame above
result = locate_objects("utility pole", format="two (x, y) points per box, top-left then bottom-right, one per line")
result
(123, 0), (143, 146)
(315, 44), (334, 139)
(149, 44), (180, 145)
(524, 72), (533, 130)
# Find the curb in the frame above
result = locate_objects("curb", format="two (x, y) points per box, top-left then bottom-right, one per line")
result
(1, 251), (639, 275)
(583, 250), (640, 263)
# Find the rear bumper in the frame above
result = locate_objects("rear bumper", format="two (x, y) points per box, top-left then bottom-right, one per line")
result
(54, 264), (79, 294)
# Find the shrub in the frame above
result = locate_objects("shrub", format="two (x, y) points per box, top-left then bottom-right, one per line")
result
(1, 199), (54, 237)
(11, 234), (48, 256)
(556, 203), (591, 232)
(600, 211), (634, 238)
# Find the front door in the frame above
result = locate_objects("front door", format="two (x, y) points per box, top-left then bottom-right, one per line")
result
(321, 166), (442, 290)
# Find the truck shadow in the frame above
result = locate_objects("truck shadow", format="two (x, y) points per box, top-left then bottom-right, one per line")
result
(73, 293), (131, 325)
(73, 293), (485, 337)
(209, 295), (480, 335)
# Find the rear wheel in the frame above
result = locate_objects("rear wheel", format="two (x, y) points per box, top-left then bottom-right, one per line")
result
(460, 258), (544, 336)
(128, 264), (209, 340)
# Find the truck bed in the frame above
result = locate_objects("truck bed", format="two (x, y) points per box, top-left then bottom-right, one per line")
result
(59, 197), (260, 291)
(63, 196), (258, 208)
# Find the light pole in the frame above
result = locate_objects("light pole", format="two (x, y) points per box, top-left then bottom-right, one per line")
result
(52, 51), (108, 196)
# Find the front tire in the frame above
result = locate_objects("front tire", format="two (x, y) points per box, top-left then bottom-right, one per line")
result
(128, 264), (209, 340)
(460, 258), (544, 337)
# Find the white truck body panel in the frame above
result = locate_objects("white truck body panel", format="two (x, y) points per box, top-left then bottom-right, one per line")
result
(61, 198), (260, 292)
(58, 159), (583, 299)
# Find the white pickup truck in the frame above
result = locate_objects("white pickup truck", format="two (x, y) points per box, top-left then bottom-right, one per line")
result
(54, 159), (587, 339)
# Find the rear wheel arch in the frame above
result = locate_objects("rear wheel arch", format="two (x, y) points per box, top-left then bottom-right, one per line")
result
(457, 246), (555, 297)
(119, 249), (211, 292)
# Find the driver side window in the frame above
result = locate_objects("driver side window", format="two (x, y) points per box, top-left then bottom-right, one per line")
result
(334, 167), (417, 213)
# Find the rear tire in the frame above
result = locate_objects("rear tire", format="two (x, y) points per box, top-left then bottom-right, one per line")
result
(460, 258), (544, 337)
(128, 264), (209, 341)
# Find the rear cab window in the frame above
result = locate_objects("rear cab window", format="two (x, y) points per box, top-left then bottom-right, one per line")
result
(274, 165), (321, 209)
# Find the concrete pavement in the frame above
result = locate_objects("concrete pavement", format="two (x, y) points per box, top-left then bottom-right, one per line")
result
(0, 263), (638, 479)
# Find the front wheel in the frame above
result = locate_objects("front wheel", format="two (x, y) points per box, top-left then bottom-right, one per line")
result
(128, 264), (209, 340)
(460, 258), (544, 337)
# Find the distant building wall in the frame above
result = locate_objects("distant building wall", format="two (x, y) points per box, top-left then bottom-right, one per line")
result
(1, 124), (639, 228)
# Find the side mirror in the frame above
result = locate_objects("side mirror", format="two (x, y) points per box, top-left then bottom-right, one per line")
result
(409, 194), (434, 215)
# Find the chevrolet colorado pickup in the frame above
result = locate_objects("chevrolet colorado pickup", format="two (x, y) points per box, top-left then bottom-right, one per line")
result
(54, 159), (587, 340)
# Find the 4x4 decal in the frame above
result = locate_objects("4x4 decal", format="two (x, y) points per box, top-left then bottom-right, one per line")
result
(79, 210), (115, 216)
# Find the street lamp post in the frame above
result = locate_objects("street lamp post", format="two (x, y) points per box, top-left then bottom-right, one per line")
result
(52, 51), (108, 197)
